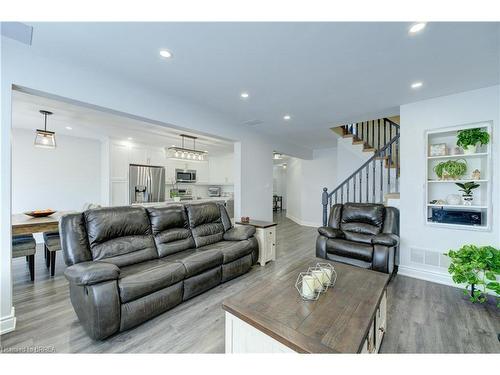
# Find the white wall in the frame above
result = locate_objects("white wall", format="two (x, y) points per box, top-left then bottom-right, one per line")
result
(286, 147), (337, 227)
(399, 85), (500, 285)
(11, 128), (102, 213)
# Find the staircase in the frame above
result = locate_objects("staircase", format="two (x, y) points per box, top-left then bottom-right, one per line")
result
(322, 117), (400, 226)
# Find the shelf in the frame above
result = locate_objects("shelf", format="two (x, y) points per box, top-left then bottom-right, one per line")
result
(427, 179), (488, 183)
(426, 221), (489, 231)
(427, 204), (488, 209)
(427, 152), (488, 160)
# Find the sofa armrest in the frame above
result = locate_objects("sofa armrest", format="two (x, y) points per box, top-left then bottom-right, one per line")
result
(64, 261), (120, 286)
(317, 227), (345, 239)
(223, 226), (256, 241)
(372, 233), (399, 247)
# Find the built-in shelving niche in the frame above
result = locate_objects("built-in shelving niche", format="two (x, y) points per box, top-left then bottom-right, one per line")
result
(425, 122), (492, 231)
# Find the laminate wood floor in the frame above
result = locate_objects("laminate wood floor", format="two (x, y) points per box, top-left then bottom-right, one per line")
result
(2, 211), (499, 353)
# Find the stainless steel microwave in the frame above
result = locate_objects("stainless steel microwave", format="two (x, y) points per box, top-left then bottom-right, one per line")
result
(175, 169), (197, 183)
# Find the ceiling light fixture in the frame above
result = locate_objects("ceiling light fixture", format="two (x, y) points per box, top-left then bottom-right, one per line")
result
(65, 126), (72, 130)
(283, 115), (291, 120)
(167, 134), (208, 161)
(409, 22), (426, 34)
(411, 81), (423, 89)
(240, 92), (249, 99)
(127, 137), (133, 140)
(159, 49), (173, 59)
(273, 152), (283, 160)
(34, 110), (56, 149)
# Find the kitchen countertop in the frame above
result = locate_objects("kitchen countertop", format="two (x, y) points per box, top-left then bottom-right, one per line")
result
(133, 197), (233, 208)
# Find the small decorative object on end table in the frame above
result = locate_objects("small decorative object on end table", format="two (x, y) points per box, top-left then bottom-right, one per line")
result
(235, 219), (277, 266)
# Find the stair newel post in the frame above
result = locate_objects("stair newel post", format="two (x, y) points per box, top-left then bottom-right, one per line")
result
(322, 187), (329, 226)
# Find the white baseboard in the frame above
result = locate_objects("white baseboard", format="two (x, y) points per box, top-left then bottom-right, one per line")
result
(0, 307), (16, 335)
(398, 265), (457, 288)
(285, 214), (320, 228)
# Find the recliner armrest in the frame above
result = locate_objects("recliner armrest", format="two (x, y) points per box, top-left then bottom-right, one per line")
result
(372, 233), (399, 247)
(317, 227), (345, 239)
(223, 226), (256, 241)
(64, 261), (120, 286)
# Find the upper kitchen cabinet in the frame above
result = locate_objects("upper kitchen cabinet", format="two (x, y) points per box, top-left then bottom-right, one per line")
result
(110, 143), (130, 180)
(209, 154), (234, 185)
(148, 148), (167, 167)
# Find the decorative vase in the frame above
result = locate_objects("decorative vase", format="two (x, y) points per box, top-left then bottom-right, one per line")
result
(462, 193), (473, 206)
(463, 144), (477, 155)
(446, 194), (461, 206)
(173, 197), (181, 202)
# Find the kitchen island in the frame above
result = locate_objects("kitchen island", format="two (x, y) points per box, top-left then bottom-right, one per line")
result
(133, 197), (235, 218)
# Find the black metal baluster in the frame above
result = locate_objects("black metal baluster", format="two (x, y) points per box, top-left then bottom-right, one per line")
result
(388, 143), (392, 194)
(353, 176), (356, 202)
(380, 152), (384, 202)
(340, 187), (344, 204)
(365, 165), (369, 203)
(372, 159), (376, 203)
(359, 171), (362, 202)
(372, 120), (375, 148)
(346, 179), (350, 202)
(384, 120), (387, 146)
(396, 130), (400, 192)
(377, 119), (381, 150)
(361, 121), (364, 141)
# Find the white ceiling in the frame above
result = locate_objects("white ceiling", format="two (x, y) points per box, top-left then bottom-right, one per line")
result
(11, 90), (235, 155)
(23, 22), (500, 150)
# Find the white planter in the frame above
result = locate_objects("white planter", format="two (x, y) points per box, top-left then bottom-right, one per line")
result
(463, 144), (477, 154)
(462, 194), (473, 206)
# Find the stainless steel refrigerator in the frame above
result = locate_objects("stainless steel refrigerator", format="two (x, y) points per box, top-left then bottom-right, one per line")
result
(129, 164), (165, 204)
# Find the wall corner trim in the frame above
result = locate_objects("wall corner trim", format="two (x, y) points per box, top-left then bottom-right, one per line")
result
(0, 307), (16, 335)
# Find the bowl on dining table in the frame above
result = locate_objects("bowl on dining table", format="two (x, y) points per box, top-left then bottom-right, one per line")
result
(24, 209), (57, 218)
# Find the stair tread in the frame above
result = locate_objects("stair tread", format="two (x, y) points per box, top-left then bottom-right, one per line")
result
(363, 148), (376, 152)
(342, 134), (355, 138)
(352, 140), (366, 145)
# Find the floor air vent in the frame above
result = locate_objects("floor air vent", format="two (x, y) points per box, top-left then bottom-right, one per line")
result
(410, 247), (450, 269)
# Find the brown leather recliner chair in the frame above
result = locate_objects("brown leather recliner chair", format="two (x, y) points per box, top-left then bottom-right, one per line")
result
(316, 203), (399, 274)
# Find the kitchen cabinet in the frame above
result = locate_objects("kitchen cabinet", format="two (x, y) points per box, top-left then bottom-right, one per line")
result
(110, 143), (129, 180)
(209, 154), (234, 184)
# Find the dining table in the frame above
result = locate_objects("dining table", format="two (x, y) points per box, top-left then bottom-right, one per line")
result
(11, 211), (73, 235)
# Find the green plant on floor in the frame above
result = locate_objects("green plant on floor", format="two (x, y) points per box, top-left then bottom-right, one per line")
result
(455, 181), (480, 195)
(456, 128), (490, 148)
(433, 159), (467, 179)
(445, 245), (500, 307)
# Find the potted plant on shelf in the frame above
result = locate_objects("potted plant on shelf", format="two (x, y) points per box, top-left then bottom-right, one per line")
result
(433, 159), (467, 180)
(456, 128), (490, 154)
(455, 181), (480, 206)
(445, 245), (500, 308)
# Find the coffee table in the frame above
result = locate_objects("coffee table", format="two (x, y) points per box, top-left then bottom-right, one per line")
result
(222, 257), (389, 353)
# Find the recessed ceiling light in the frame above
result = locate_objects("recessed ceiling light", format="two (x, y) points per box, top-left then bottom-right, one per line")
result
(411, 81), (423, 89)
(159, 49), (173, 59)
(65, 126), (72, 130)
(240, 92), (249, 99)
(409, 22), (426, 34)
(283, 115), (291, 121)
(127, 137), (133, 140)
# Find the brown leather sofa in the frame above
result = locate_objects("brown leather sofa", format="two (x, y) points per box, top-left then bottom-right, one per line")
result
(60, 202), (258, 340)
(316, 203), (399, 274)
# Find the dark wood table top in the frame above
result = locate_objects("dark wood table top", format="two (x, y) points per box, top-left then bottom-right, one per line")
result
(235, 219), (277, 228)
(222, 257), (389, 353)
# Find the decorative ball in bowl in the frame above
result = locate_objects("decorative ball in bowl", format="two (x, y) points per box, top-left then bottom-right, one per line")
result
(24, 209), (56, 218)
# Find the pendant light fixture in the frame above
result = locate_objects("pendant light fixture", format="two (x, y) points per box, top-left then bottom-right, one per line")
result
(34, 110), (56, 149)
(167, 134), (208, 161)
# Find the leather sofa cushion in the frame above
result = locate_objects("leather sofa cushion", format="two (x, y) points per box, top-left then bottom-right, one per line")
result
(317, 227), (344, 239)
(341, 203), (385, 227)
(84, 206), (157, 267)
(60, 212), (92, 266)
(186, 203), (225, 247)
(199, 240), (254, 264)
(166, 248), (223, 277)
(223, 226), (255, 241)
(147, 206), (195, 257)
(92, 235), (158, 267)
(118, 261), (185, 303)
(65, 261), (120, 286)
(372, 233), (399, 247)
(85, 206), (152, 246)
(326, 238), (373, 262)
